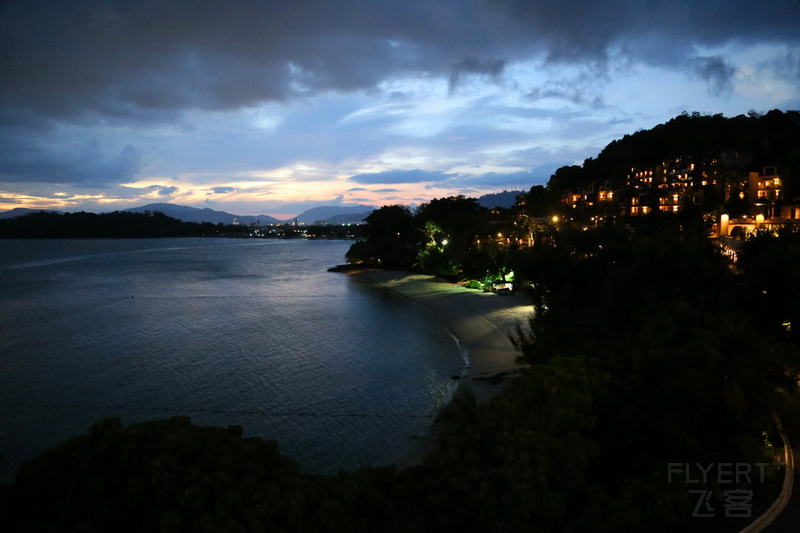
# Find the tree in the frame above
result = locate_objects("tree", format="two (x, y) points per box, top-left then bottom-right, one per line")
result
(415, 196), (488, 278)
(345, 205), (420, 269)
(737, 227), (800, 344)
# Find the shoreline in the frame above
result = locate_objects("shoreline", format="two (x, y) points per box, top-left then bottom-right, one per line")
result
(335, 266), (533, 468)
(336, 266), (532, 403)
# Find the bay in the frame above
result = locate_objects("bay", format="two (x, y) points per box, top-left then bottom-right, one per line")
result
(0, 238), (462, 482)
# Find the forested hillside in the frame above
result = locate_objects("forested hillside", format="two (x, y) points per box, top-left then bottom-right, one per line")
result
(546, 109), (800, 198)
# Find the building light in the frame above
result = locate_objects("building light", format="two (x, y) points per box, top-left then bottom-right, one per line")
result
(720, 214), (729, 236)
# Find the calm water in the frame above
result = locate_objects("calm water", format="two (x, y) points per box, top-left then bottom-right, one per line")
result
(0, 238), (462, 482)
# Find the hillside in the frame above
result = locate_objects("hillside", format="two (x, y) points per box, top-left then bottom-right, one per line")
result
(547, 109), (800, 196)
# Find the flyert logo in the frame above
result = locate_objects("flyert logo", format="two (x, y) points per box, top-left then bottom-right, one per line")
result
(667, 462), (786, 519)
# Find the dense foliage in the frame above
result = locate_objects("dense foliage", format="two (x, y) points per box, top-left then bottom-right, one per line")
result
(736, 227), (800, 345)
(2, 417), (399, 532)
(346, 195), (511, 282)
(0, 210), (221, 238)
(506, 216), (798, 531)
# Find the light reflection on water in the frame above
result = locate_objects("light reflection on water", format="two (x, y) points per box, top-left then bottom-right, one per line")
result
(0, 238), (461, 481)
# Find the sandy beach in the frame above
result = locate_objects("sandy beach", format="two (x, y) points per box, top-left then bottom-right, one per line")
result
(339, 267), (533, 403)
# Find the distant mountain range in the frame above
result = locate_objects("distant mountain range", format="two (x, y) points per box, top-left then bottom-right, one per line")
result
(123, 203), (378, 225)
(0, 207), (62, 219)
(0, 191), (524, 225)
(293, 205), (377, 224)
(477, 190), (525, 209)
(122, 203), (283, 225)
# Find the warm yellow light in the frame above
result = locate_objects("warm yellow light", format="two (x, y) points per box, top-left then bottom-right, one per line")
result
(551, 216), (559, 223)
(756, 214), (765, 223)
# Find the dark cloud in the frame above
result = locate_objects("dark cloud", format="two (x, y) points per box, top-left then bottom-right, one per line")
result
(772, 50), (800, 82)
(349, 169), (452, 185)
(209, 186), (236, 194)
(156, 186), (178, 196)
(688, 56), (736, 96)
(0, 135), (142, 185)
(2, 0), (797, 128)
(484, 0), (800, 64)
(448, 56), (507, 93)
(526, 64), (609, 106)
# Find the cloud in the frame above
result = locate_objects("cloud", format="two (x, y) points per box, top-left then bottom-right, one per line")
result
(448, 56), (507, 94)
(526, 63), (609, 106)
(156, 186), (178, 196)
(209, 186), (236, 194)
(349, 169), (453, 185)
(0, 135), (142, 185)
(688, 56), (736, 96)
(2, 0), (797, 129)
(772, 49), (800, 82)
(485, 0), (800, 65)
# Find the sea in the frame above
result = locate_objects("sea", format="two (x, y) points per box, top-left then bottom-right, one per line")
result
(0, 238), (464, 482)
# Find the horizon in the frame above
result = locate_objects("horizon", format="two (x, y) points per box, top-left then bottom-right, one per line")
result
(1, 1), (798, 215)
(2, 190), (526, 220)
(0, 201), (381, 221)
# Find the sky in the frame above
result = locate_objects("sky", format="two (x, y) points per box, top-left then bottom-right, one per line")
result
(1, 0), (799, 219)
